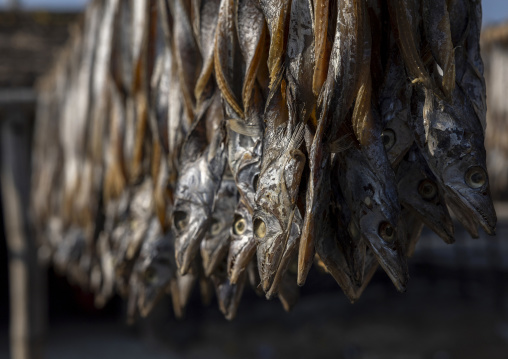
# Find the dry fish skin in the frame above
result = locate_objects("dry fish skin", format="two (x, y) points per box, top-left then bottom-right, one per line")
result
(277, 269), (300, 312)
(211, 262), (247, 320)
(269, 0), (314, 287)
(422, 0), (455, 99)
(330, 163), (367, 288)
(299, 0), (366, 285)
(200, 171), (238, 277)
(413, 86), (496, 237)
(285, 0), (315, 125)
(214, 0), (244, 118)
(224, 121), (263, 283)
(236, 0), (267, 118)
(388, 0), (438, 96)
(173, 92), (227, 275)
(225, 0), (266, 208)
(379, 42), (414, 168)
(113, 179), (154, 295)
(167, 0), (201, 124)
(193, 0), (221, 105)
(128, 218), (176, 318)
(259, 0), (292, 87)
(313, 204), (358, 302)
(450, 0), (486, 132)
(312, 0), (330, 96)
(227, 200), (256, 283)
(254, 72), (305, 296)
(336, 145), (408, 292)
(400, 208), (424, 258)
(396, 145), (454, 244)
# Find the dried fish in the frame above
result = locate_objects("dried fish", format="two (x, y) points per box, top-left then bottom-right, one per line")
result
(172, 91), (227, 274)
(33, 0), (498, 321)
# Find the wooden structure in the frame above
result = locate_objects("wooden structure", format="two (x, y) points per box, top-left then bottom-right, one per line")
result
(482, 23), (508, 198)
(0, 10), (77, 359)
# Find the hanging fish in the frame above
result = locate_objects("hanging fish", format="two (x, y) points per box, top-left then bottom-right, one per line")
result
(172, 91), (227, 274)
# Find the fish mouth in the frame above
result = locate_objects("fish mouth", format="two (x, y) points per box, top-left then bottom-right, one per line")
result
(202, 236), (230, 277)
(404, 201), (455, 244)
(138, 285), (165, 318)
(351, 251), (379, 301)
(214, 273), (246, 321)
(174, 205), (210, 275)
(228, 239), (257, 284)
(362, 231), (408, 292)
(259, 211), (301, 297)
(445, 184), (497, 236)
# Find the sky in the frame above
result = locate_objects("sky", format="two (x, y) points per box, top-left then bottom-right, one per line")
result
(0, 0), (507, 26)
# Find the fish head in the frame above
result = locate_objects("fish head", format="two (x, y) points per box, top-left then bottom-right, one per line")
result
(133, 229), (175, 318)
(359, 203), (408, 292)
(235, 154), (262, 211)
(350, 163), (407, 291)
(252, 205), (285, 291)
(380, 91), (414, 167)
(397, 150), (454, 243)
(424, 88), (496, 236)
(172, 158), (218, 274)
(200, 178), (237, 277)
(212, 268), (246, 321)
(228, 200), (256, 284)
(253, 147), (305, 293)
(172, 199), (211, 275)
(441, 152), (496, 236)
(53, 227), (86, 273)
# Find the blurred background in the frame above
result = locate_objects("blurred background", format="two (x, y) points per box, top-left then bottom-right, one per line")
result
(0, 1), (508, 358)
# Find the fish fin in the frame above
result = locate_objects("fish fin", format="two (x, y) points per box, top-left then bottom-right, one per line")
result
(226, 118), (263, 137)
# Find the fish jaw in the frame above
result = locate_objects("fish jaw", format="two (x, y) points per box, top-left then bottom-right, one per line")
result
(360, 212), (408, 292)
(442, 160), (497, 236)
(255, 209), (301, 296)
(201, 228), (231, 277)
(134, 232), (175, 317)
(173, 202), (211, 275)
(213, 271), (246, 321)
(404, 195), (455, 244)
(228, 201), (257, 284)
(397, 163), (455, 244)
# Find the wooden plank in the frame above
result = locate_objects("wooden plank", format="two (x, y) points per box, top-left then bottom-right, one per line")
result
(0, 104), (46, 359)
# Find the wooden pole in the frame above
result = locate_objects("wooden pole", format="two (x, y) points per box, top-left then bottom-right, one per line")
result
(0, 96), (46, 359)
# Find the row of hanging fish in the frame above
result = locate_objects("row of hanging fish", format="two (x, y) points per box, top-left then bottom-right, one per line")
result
(32, 0), (496, 321)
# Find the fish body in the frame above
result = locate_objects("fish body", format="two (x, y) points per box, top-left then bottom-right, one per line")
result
(128, 218), (175, 318)
(411, 85), (496, 237)
(253, 73), (306, 296)
(335, 145), (408, 292)
(172, 92), (227, 275)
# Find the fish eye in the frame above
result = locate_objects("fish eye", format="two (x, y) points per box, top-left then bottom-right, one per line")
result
(144, 267), (157, 283)
(253, 218), (266, 239)
(381, 129), (396, 151)
(233, 215), (246, 235)
(418, 179), (438, 200)
(292, 151), (304, 161)
(379, 222), (395, 242)
(210, 218), (222, 235)
(173, 211), (188, 232)
(465, 166), (487, 189)
(253, 174), (259, 192)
